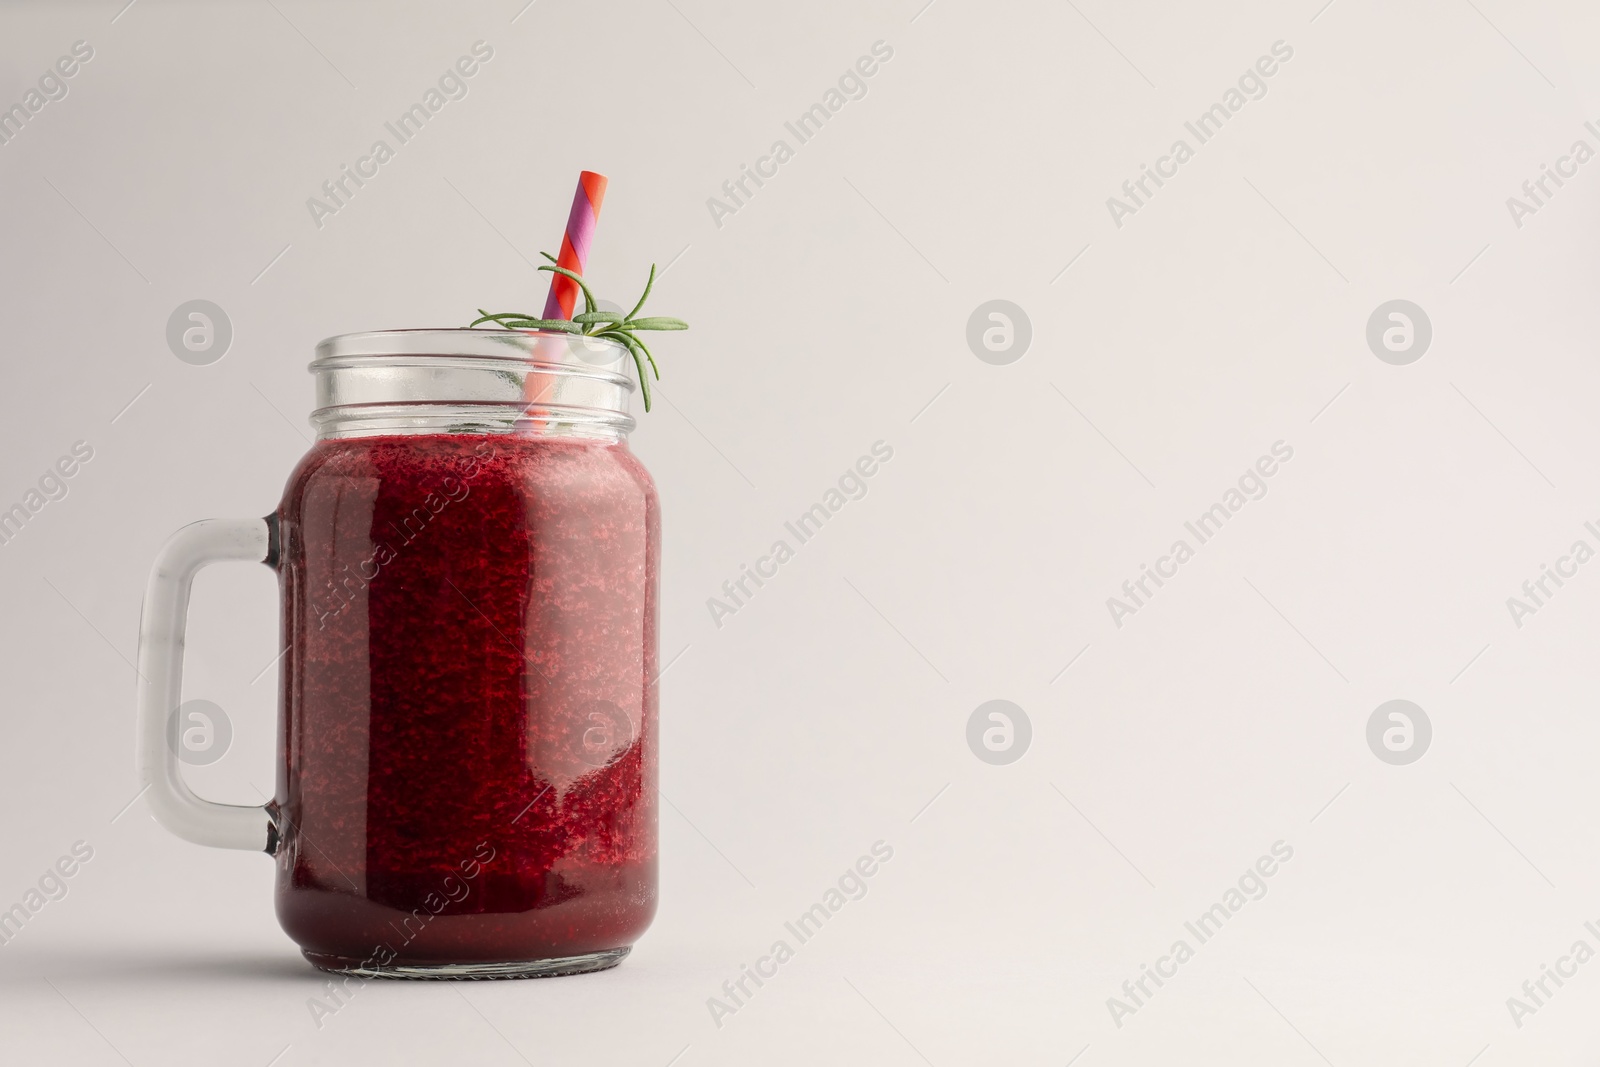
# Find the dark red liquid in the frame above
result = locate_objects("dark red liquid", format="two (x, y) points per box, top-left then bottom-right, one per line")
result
(272, 432), (658, 968)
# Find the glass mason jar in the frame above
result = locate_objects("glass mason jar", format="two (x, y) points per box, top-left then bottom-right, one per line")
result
(135, 330), (660, 978)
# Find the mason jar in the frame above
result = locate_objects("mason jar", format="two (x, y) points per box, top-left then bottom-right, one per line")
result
(136, 329), (660, 978)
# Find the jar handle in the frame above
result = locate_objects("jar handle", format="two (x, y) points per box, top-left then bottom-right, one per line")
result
(136, 516), (279, 853)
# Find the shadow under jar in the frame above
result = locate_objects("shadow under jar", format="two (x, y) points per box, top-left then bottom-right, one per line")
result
(137, 330), (660, 979)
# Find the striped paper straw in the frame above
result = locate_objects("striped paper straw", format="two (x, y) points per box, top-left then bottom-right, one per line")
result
(541, 170), (609, 320)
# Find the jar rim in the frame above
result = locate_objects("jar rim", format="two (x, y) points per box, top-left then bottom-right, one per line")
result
(308, 329), (637, 441)
(311, 328), (632, 374)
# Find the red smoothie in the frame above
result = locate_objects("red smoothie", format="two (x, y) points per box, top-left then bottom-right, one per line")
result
(272, 431), (659, 973)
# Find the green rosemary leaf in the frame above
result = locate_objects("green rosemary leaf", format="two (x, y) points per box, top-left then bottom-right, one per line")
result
(474, 314), (584, 334)
(537, 263), (599, 315)
(625, 263), (656, 322)
(470, 311), (518, 328)
(618, 335), (652, 411)
(469, 257), (685, 414)
(627, 330), (660, 380)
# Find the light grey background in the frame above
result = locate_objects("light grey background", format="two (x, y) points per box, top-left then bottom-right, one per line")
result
(2, 0), (1598, 1063)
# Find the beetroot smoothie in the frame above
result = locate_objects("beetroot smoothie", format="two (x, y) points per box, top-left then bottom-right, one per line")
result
(272, 431), (659, 973)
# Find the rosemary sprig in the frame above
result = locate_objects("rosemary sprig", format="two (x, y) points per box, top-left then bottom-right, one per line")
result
(469, 253), (687, 411)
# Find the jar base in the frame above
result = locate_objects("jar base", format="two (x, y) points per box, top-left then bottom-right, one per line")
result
(303, 946), (630, 980)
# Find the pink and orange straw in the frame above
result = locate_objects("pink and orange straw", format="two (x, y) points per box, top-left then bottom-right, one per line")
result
(541, 171), (608, 320)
